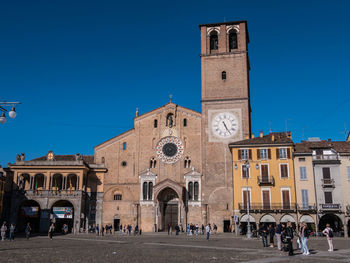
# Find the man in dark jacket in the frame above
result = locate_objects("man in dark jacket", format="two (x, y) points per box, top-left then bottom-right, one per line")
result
(285, 222), (294, 256)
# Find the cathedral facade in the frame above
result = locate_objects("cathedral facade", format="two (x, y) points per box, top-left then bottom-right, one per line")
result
(6, 20), (251, 233)
(96, 20), (251, 232)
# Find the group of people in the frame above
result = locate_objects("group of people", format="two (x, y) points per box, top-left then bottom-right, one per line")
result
(1, 221), (16, 241)
(93, 224), (114, 236)
(258, 221), (335, 256)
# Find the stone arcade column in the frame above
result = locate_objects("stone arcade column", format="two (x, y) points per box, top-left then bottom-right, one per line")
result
(73, 200), (82, 234)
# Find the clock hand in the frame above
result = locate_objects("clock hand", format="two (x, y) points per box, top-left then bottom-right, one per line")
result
(222, 121), (231, 134)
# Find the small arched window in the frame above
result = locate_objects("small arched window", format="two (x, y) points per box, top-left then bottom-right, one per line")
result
(148, 182), (153, 200)
(194, 182), (199, 201)
(101, 157), (105, 163)
(123, 142), (127, 150)
(143, 182), (148, 200)
(150, 157), (157, 169)
(210, 31), (218, 50)
(154, 119), (158, 128)
(184, 157), (191, 168)
(188, 182), (193, 200)
(222, 71), (226, 80)
(183, 118), (187, 127)
(229, 30), (238, 50)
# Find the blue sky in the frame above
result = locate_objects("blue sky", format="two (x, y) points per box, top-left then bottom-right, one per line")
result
(1, 0), (349, 166)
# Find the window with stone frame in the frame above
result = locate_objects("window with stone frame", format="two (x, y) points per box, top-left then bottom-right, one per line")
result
(279, 148), (288, 159)
(280, 164), (289, 178)
(194, 182), (199, 201)
(188, 182), (193, 200)
(241, 149), (250, 160)
(143, 182), (148, 200)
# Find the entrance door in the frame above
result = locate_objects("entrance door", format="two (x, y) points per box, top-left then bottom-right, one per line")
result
(157, 187), (179, 232)
(163, 203), (178, 231)
(223, 220), (231, 232)
(114, 219), (120, 232)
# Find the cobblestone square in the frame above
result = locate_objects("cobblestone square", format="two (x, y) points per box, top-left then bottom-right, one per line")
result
(0, 233), (349, 263)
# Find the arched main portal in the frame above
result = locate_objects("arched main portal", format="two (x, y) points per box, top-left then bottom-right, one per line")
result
(51, 200), (74, 233)
(157, 187), (179, 232)
(319, 214), (343, 236)
(17, 200), (41, 233)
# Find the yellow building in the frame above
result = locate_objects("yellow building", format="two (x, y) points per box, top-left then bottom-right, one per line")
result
(229, 132), (297, 233)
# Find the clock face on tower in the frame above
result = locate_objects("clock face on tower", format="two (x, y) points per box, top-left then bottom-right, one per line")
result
(211, 112), (239, 139)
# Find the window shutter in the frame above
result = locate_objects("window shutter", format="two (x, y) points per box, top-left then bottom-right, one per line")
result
(322, 167), (331, 179)
(287, 148), (291, 159)
(249, 149), (252, 160)
(257, 149), (260, 159)
(276, 149), (280, 159)
(268, 149), (271, 159)
(302, 189), (309, 208)
(238, 150), (241, 160)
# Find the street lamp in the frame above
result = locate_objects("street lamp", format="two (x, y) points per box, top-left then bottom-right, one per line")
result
(235, 160), (259, 239)
(0, 101), (21, 124)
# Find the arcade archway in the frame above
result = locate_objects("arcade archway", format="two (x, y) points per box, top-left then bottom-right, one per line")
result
(157, 187), (179, 232)
(17, 200), (41, 233)
(319, 214), (343, 236)
(51, 200), (74, 233)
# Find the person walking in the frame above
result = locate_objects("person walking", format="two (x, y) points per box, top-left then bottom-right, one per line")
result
(275, 223), (283, 251)
(101, 225), (105, 236)
(9, 224), (15, 241)
(1, 222), (7, 241)
(300, 222), (310, 255)
(322, 224), (334, 252)
(175, 225), (179, 235)
(260, 224), (268, 247)
(48, 223), (55, 240)
(297, 222), (303, 252)
(268, 224), (275, 247)
(205, 224), (211, 240)
(96, 224), (100, 236)
(285, 221), (294, 256)
(195, 224), (199, 236)
(120, 224), (123, 235)
(25, 223), (31, 239)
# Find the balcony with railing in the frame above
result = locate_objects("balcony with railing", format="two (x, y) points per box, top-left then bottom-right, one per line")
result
(24, 189), (83, 198)
(321, 178), (335, 188)
(257, 176), (275, 186)
(297, 204), (317, 212)
(238, 203), (297, 213)
(319, 203), (341, 211)
(312, 154), (340, 164)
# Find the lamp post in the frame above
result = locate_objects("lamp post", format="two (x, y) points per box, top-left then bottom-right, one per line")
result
(0, 101), (21, 124)
(244, 162), (252, 238)
(235, 160), (259, 239)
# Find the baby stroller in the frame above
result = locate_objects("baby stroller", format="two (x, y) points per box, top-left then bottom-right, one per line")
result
(281, 233), (289, 252)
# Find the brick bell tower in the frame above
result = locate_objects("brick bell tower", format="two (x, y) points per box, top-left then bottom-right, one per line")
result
(199, 21), (251, 229)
